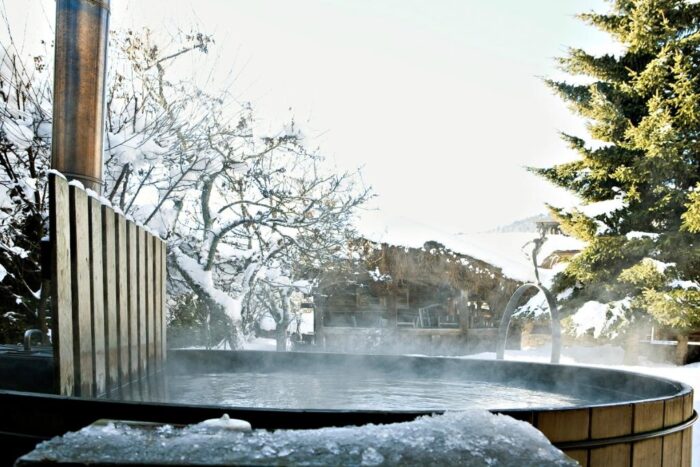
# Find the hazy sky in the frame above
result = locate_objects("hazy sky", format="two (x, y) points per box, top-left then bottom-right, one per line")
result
(5, 0), (614, 232)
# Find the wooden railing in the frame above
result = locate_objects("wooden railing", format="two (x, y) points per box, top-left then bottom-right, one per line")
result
(49, 173), (166, 397)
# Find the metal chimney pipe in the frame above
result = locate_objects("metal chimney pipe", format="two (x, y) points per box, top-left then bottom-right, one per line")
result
(51, 0), (110, 193)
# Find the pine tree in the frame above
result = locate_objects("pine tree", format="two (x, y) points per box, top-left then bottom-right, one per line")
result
(534, 0), (700, 337)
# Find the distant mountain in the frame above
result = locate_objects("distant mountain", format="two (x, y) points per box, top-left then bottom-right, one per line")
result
(490, 214), (552, 233)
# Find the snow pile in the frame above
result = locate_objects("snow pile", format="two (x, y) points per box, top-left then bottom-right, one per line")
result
(22, 412), (576, 466)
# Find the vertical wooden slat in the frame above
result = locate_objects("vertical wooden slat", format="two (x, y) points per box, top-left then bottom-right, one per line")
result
(88, 197), (106, 397)
(115, 213), (129, 390)
(49, 174), (74, 396)
(591, 405), (633, 439)
(153, 237), (162, 369)
(564, 450), (587, 467)
(101, 205), (119, 393)
(161, 240), (167, 362)
(663, 397), (685, 467)
(536, 409), (590, 443)
(633, 438), (662, 467)
(681, 428), (692, 467)
(138, 227), (147, 378)
(69, 184), (93, 397)
(662, 433), (683, 466)
(590, 444), (630, 466)
(146, 233), (155, 371)
(127, 222), (139, 385)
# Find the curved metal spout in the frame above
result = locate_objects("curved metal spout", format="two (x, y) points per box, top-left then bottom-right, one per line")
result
(52, 0), (110, 193)
(23, 329), (44, 352)
(496, 283), (561, 364)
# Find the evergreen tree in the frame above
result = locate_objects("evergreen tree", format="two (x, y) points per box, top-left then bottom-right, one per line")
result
(534, 0), (700, 336)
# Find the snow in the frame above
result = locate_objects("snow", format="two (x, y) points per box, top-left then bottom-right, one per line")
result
(0, 263), (6, 283)
(195, 414), (252, 432)
(21, 412), (576, 466)
(241, 337), (277, 351)
(575, 197), (627, 218)
(644, 258), (675, 274)
(175, 251), (242, 323)
(67, 179), (85, 190)
(569, 298), (630, 339)
(670, 279), (700, 290)
(47, 169), (67, 180)
(356, 210), (582, 283)
(626, 231), (660, 240)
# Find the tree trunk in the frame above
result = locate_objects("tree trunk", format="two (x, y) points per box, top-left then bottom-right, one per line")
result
(623, 326), (640, 365)
(675, 334), (689, 366)
(275, 324), (287, 352)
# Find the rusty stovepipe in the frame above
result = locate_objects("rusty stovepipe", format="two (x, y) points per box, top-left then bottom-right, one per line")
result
(51, 0), (110, 193)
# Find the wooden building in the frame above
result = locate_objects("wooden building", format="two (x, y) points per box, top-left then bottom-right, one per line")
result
(312, 239), (523, 355)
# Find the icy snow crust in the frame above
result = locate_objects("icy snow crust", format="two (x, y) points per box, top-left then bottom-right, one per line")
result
(24, 412), (576, 466)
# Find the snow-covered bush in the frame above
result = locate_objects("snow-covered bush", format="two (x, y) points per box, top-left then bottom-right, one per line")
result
(0, 36), (52, 342)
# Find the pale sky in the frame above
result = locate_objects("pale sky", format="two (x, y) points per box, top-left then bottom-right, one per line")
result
(5, 0), (615, 232)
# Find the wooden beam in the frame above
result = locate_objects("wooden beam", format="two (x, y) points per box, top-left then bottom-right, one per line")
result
(153, 236), (162, 370)
(101, 205), (119, 394)
(69, 184), (93, 397)
(115, 213), (129, 391)
(88, 197), (106, 397)
(137, 227), (147, 378)
(146, 233), (155, 371)
(127, 222), (139, 387)
(160, 240), (167, 362)
(49, 174), (74, 396)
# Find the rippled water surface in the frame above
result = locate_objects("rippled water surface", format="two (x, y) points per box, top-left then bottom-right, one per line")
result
(159, 372), (590, 410)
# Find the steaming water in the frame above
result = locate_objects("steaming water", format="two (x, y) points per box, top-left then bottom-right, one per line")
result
(159, 371), (590, 410)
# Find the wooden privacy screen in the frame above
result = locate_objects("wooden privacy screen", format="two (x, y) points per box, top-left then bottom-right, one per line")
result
(49, 173), (167, 397)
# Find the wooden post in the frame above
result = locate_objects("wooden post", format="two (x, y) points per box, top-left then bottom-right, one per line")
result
(49, 174), (74, 396)
(676, 334), (689, 366)
(138, 227), (147, 378)
(101, 205), (119, 393)
(160, 240), (167, 360)
(69, 184), (93, 397)
(88, 197), (106, 396)
(115, 213), (129, 390)
(153, 237), (162, 369)
(127, 222), (139, 384)
(146, 235), (155, 370)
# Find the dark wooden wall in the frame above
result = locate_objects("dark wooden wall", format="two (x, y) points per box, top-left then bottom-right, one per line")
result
(49, 173), (166, 397)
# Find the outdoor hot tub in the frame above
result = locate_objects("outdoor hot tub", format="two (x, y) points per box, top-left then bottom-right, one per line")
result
(0, 349), (695, 466)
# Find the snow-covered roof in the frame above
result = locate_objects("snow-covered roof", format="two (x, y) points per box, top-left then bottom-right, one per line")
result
(356, 210), (583, 283)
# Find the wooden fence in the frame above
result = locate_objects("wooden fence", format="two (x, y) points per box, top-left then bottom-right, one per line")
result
(49, 173), (166, 397)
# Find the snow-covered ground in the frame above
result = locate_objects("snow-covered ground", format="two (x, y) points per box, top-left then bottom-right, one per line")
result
(467, 345), (700, 466)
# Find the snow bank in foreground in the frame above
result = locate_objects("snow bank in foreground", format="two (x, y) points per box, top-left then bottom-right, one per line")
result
(23, 412), (576, 466)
